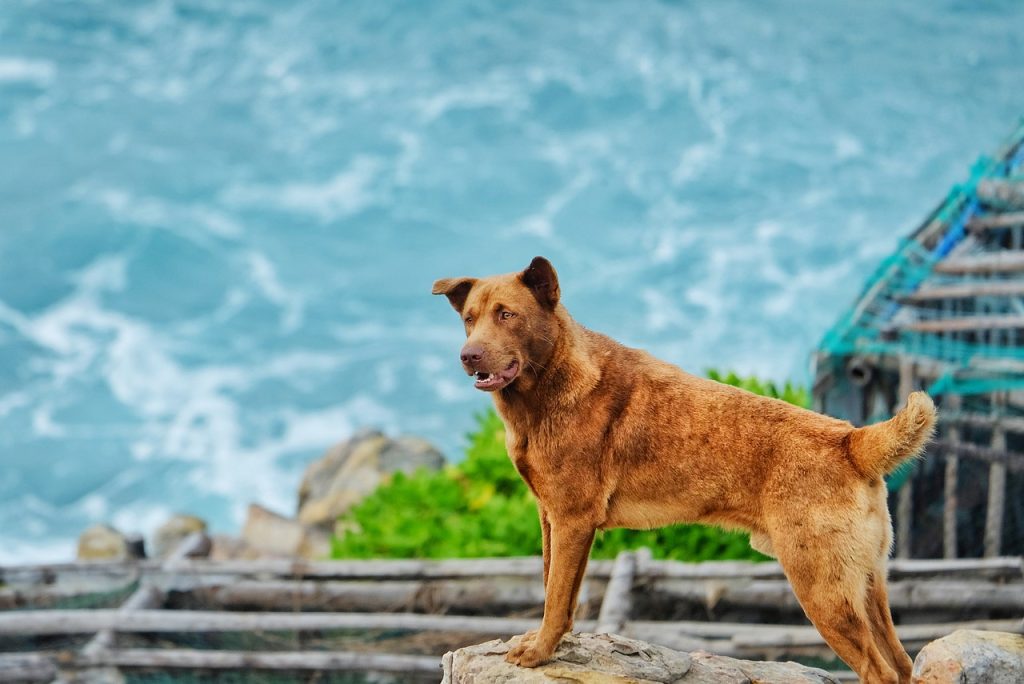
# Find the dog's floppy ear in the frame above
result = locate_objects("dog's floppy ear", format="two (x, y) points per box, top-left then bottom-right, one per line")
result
(520, 256), (560, 309)
(432, 277), (477, 313)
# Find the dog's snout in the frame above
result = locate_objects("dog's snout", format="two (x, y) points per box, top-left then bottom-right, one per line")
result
(460, 345), (484, 366)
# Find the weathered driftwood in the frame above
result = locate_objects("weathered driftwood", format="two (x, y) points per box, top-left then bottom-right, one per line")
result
(646, 578), (1024, 612)
(934, 252), (1024, 274)
(0, 608), (596, 636)
(968, 211), (1024, 231)
(5, 555), (1020, 587)
(596, 549), (638, 634)
(899, 280), (1024, 301)
(186, 576), (597, 613)
(0, 649), (440, 676)
(903, 314), (1024, 332)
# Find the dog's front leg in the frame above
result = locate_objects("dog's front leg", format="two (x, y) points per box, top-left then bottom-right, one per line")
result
(539, 506), (551, 590)
(506, 519), (595, 668)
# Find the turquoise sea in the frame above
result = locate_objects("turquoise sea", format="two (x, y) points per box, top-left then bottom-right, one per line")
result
(1, 0), (1022, 561)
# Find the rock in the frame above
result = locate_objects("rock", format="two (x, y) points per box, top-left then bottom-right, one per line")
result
(297, 429), (444, 528)
(152, 514), (207, 558)
(912, 629), (1024, 683)
(441, 632), (839, 684)
(241, 504), (331, 559)
(77, 525), (142, 561)
(209, 533), (251, 561)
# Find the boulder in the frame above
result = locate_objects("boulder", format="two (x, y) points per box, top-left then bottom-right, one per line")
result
(241, 503), (331, 559)
(441, 632), (839, 683)
(77, 525), (142, 561)
(152, 514), (207, 558)
(297, 429), (444, 528)
(912, 629), (1024, 684)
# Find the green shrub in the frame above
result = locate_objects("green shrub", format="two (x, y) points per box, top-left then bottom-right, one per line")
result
(332, 370), (807, 561)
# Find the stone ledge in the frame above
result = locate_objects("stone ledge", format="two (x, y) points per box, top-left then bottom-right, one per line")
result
(441, 632), (839, 683)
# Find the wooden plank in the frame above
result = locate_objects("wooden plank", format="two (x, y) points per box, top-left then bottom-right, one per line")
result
(902, 315), (1024, 333)
(0, 609), (596, 636)
(934, 252), (1024, 274)
(899, 280), (1024, 302)
(968, 211), (1024, 230)
(596, 551), (636, 634)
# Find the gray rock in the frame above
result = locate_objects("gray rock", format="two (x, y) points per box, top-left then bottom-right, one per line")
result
(912, 629), (1024, 684)
(77, 525), (142, 561)
(152, 514), (207, 558)
(441, 632), (839, 683)
(297, 429), (444, 528)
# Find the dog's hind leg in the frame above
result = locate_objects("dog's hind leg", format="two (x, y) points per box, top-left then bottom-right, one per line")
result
(775, 534), (899, 684)
(865, 561), (912, 684)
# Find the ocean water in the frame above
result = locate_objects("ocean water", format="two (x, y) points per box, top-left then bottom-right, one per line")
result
(1, 0), (1021, 563)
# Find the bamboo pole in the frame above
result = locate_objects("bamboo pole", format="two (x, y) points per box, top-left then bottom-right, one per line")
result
(943, 395), (961, 559)
(596, 551), (636, 634)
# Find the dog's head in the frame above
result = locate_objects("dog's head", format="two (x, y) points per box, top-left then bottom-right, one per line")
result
(432, 256), (561, 392)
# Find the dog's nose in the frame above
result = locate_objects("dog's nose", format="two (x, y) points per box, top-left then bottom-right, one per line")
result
(460, 345), (484, 366)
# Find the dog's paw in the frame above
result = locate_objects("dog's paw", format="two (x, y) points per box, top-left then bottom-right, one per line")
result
(504, 641), (554, 668)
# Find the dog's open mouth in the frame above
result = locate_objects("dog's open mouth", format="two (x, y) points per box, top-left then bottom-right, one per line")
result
(473, 359), (520, 391)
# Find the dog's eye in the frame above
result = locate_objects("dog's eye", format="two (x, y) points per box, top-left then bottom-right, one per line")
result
(464, 316), (473, 324)
(500, 311), (515, 320)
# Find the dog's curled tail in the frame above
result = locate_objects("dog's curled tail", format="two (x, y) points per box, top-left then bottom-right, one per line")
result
(848, 391), (937, 480)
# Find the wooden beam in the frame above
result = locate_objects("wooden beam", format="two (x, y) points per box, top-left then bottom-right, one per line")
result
(902, 315), (1024, 333)
(899, 280), (1024, 302)
(935, 252), (1024, 274)
(968, 211), (1024, 230)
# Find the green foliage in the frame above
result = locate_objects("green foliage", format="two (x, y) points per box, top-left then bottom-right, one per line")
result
(332, 370), (807, 561)
(706, 369), (810, 408)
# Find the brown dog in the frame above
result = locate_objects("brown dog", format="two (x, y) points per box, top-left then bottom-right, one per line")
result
(433, 256), (935, 684)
